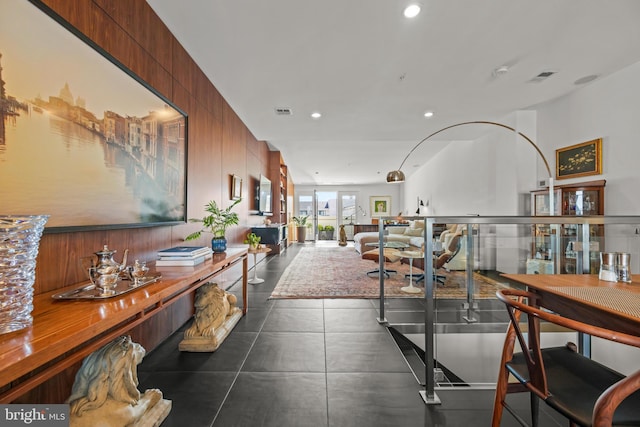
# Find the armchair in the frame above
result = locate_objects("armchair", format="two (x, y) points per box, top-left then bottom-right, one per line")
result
(411, 227), (463, 285)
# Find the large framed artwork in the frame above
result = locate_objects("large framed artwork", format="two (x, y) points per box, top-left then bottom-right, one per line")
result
(0, 1), (187, 232)
(370, 196), (392, 218)
(556, 138), (602, 180)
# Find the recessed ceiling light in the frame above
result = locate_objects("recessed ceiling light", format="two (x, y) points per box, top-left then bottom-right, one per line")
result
(311, 112), (322, 119)
(492, 65), (510, 77)
(424, 111), (434, 118)
(403, 4), (421, 18)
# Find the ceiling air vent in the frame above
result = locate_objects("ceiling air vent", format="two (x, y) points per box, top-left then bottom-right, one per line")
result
(529, 70), (557, 83)
(274, 107), (292, 116)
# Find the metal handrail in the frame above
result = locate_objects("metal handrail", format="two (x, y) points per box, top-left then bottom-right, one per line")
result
(376, 215), (640, 405)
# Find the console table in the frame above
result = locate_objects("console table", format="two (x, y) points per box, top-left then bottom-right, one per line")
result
(251, 224), (288, 254)
(0, 247), (248, 403)
(354, 224), (379, 234)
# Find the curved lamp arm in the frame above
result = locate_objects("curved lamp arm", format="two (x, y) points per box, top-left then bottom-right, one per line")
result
(386, 120), (554, 214)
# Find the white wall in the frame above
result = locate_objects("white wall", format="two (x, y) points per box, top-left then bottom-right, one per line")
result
(295, 183), (401, 224)
(536, 61), (640, 216)
(401, 60), (640, 273)
(294, 60), (640, 268)
(403, 114), (541, 217)
(404, 60), (640, 218)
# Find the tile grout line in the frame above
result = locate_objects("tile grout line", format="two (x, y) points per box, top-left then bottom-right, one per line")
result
(322, 299), (330, 427)
(210, 246), (298, 426)
(209, 283), (277, 426)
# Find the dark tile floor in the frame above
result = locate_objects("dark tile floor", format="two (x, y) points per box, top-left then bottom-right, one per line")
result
(138, 243), (565, 427)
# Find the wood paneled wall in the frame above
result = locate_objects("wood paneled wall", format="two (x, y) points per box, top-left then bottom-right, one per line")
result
(9, 0), (274, 402)
(33, 0), (270, 294)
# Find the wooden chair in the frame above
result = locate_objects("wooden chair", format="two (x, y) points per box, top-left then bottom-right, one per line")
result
(492, 288), (640, 427)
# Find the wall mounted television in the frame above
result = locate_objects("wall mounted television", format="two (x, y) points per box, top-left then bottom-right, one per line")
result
(0, 0), (187, 232)
(258, 175), (273, 215)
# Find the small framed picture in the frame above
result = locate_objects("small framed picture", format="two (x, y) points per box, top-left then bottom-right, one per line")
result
(232, 175), (242, 200)
(370, 196), (391, 217)
(556, 138), (602, 180)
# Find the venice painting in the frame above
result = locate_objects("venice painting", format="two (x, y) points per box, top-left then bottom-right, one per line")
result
(0, 1), (187, 231)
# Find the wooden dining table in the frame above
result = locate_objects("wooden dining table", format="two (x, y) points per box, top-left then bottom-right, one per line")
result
(501, 273), (640, 337)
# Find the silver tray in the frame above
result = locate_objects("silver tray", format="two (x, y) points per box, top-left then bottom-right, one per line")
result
(52, 273), (162, 300)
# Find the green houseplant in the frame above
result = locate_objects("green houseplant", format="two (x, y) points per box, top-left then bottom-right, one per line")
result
(244, 232), (261, 249)
(292, 215), (309, 243)
(324, 224), (335, 240)
(185, 198), (241, 252)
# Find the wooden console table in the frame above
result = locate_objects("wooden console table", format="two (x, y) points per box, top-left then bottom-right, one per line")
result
(353, 224), (379, 234)
(0, 247), (248, 403)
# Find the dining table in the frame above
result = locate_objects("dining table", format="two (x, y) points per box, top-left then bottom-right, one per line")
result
(501, 273), (640, 338)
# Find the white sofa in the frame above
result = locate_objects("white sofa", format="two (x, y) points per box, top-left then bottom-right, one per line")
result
(354, 222), (468, 271)
(353, 222), (425, 254)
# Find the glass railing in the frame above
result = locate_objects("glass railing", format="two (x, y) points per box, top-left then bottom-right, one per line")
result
(374, 215), (640, 403)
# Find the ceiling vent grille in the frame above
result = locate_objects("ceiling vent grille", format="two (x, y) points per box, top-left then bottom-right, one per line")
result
(529, 70), (557, 83)
(274, 107), (292, 116)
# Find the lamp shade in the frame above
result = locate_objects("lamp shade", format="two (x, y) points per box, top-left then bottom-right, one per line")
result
(386, 170), (405, 183)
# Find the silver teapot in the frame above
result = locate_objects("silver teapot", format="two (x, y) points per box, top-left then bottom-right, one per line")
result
(88, 245), (129, 295)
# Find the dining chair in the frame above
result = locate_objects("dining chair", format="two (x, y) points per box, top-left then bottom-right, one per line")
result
(492, 288), (640, 427)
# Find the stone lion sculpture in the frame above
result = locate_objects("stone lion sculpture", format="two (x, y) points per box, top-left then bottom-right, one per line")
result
(180, 282), (242, 352)
(68, 336), (170, 427)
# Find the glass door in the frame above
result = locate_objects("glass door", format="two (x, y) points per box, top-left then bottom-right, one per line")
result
(315, 190), (337, 241)
(295, 192), (314, 242)
(338, 192), (357, 240)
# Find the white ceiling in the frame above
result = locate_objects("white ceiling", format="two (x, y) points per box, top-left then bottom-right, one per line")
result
(147, 0), (640, 185)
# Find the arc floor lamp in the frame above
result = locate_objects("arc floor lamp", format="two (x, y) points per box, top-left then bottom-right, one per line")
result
(385, 120), (554, 406)
(385, 120), (554, 214)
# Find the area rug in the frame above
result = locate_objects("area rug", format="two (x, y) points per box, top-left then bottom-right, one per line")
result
(270, 245), (509, 299)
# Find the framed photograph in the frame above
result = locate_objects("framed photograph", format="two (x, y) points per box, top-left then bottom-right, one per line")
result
(370, 196), (392, 217)
(556, 138), (602, 180)
(232, 175), (242, 200)
(0, 0), (187, 231)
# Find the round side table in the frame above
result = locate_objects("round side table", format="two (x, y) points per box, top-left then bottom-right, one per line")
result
(248, 246), (272, 284)
(399, 250), (424, 294)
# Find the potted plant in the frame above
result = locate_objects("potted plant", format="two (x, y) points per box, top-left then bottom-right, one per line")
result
(244, 232), (261, 250)
(318, 224), (327, 240)
(292, 215), (309, 243)
(324, 225), (335, 240)
(185, 198), (241, 252)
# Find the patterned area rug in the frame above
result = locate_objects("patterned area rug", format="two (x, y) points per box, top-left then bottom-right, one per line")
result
(270, 246), (508, 299)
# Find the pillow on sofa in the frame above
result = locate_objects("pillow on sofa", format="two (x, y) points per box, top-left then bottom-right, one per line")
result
(409, 220), (425, 229)
(388, 227), (406, 235)
(404, 227), (423, 237)
(408, 236), (425, 248)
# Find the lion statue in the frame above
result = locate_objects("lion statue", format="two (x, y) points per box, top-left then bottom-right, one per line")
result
(180, 282), (242, 352)
(67, 336), (169, 427)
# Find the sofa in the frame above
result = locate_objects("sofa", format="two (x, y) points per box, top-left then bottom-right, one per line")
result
(353, 221), (425, 254)
(355, 222), (468, 271)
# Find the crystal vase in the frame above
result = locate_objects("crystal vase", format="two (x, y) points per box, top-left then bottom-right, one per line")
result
(0, 215), (49, 334)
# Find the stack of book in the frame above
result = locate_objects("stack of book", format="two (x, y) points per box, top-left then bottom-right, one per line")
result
(155, 246), (213, 267)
